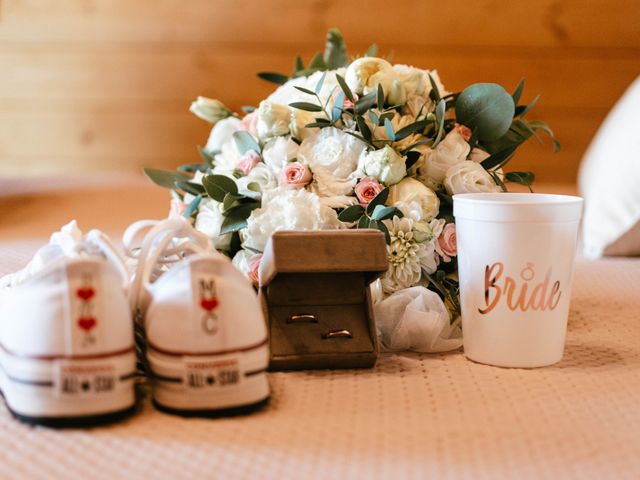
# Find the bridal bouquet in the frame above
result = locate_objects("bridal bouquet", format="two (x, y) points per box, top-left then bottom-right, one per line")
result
(145, 29), (558, 352)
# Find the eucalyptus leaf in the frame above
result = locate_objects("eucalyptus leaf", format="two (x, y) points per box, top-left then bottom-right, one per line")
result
(314, 72), (327, 94)
(365, 43), (378, 57)
(232, 131), (261, 155)
(366, 187), (389, 215)
(377, 220), (391, 244)
(332, 91), (345, 122)
(323, 28), (349, 69)
(355, 91), (377, 115)
(241, 106), (256, 114)
(202, 174), (238, 202)
(515, 94), (539, 118)
(480, 145), (518, 170)
(294, 55), (304, 73)
(223, 192), (244, 213)
(294, 86), (316, 96)
(512, 79), (525, 104)
(395, 119), (428, 141)
(338, 205), (365, 222)
(335, 74), (355, 103)
(384, 117), (395, 141)
(220, 203), (259, 234)
(428, 73), (441, 102)
(257, 72), (289, 85)
(289, 101), (323, 112)
(377, 84), (385, 110)
(371, 205), (400, 221)
(492, 172), (508, 192)
(455, 83), (515, 141)
(356, 116), (372, 142)
(432, 99), (446, 148)
(367, 111), (379, 126)
(527, 120), (561, 152)
(197, 146), (216, 167)
(505, 171), (535, 188)
(308, 52), (325, 70)
(357, 215), (370, 229)
(405, 151), (421, 170)
(183, 194), (202, 219)
(178, 162), (208, 173)
(175, 181), (205, 196)
(143, 168), (190, 189)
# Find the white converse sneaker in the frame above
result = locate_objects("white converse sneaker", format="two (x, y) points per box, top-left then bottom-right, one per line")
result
(124, 218), (269, 416)
(0, 221), (137, 427)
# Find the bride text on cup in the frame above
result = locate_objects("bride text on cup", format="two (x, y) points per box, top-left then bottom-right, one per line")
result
(478, 262), (562, 315)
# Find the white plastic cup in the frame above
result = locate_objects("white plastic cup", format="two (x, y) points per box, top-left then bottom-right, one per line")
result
(453, 193), (584, 367)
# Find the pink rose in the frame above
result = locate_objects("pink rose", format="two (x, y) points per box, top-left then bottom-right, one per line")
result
(248, 254), (262, 286)
(436, 223), (457, 262)
(237, 111), (259, 137)
(280, 162), (312, 188)
(355, 177), (383, 206)
(235, 150), (261, 175)
(169, 198), (188, 218)
(454, 124), (472, 142)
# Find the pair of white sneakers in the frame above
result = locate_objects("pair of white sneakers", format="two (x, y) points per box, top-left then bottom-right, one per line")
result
(0, 218), (270, 427)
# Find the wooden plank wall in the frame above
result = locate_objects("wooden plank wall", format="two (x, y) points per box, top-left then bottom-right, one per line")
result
(0, 0), (638, 183)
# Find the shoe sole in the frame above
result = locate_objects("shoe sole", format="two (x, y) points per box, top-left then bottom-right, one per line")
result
(147, 340), (270, 417)
(0, 346), (137, 428)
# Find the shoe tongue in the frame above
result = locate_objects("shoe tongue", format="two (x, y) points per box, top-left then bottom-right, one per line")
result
(0, 220), (86, 289)
(49, 220), (84, 256)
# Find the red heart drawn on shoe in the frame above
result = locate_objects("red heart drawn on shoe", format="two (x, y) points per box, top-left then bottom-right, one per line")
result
(78, 317), (97, 331)
(200, 298), (219, 311)
(76, 287), (95, 301)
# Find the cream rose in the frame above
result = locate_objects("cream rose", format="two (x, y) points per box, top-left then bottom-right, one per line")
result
(257, 100), (291, 140)
(289, 108), (317, 141)
(422, 124), (472, 185)
(345, 57), (396, 97)
(388, 177), (440, 220)
(361, 145), (407, 186)
(443, 161), (500, 195)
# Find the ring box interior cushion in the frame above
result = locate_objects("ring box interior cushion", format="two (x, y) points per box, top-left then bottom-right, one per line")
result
(259, 230), (389, 370)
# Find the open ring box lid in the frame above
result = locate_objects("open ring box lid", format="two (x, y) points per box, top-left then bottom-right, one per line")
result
(258, 230), (389, 370)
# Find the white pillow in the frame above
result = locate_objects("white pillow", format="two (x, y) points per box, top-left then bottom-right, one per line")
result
(578, 76), (640, 259)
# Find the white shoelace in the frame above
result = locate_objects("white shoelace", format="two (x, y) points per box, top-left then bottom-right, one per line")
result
(0, 221), (129, 289)
(123, 218), (213, 315)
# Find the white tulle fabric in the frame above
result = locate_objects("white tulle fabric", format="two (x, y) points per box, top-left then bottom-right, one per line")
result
(374, 286), (462, 353)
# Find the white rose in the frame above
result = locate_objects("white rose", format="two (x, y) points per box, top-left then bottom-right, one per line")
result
(422, 127), (471, 185)
(345, 57), (396, 97)
(361, 145), (407, 186)
(309, 168), (358, 209)
(189, 97), (232, 124)
(257, 100), (291, 140)
(236, 163), (278, 200)
(298, 127), (367, 179)
(204, 117), (241, 155)
(194, 198), (232, 251)
(244, 189), (342, 251)
(231, 249), (253, 277)
(267, 69), (346, 110)
(469, 148), (490, 163)
(444, 161), (500, 195)
(388, 177), (440, 220)
(262, 136), (299, 174)
(211, 138), (241, 176)
(289, 108), (317, 141)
